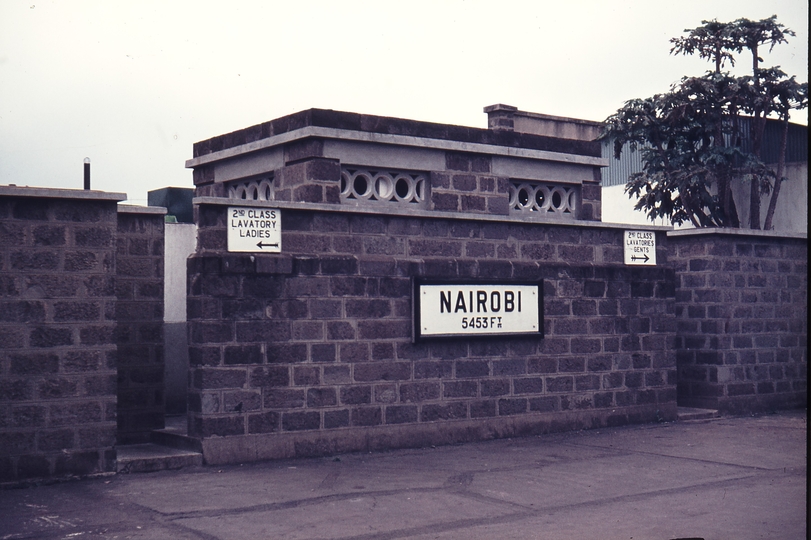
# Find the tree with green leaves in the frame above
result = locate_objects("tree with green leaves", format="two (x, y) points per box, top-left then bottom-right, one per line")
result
(603, 15), (807, 229)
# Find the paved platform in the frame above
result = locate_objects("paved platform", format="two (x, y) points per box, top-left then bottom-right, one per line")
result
(0, 410), (805, 540)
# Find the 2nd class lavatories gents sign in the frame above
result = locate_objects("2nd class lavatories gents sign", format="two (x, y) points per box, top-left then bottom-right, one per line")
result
(414, 280), (543, 341)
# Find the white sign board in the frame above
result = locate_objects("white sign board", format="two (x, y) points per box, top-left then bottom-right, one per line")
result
(227, 207), (281, 253)
(624, 230), (656, 265)
(415, 282), (543, 340)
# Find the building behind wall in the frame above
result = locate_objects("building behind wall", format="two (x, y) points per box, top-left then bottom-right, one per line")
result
(162, 221), (196, 414)
(148, 187), (197, 416)
(600, 118), (808, 233)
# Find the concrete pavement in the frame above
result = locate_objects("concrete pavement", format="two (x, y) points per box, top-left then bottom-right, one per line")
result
(0, 410), (806, 540)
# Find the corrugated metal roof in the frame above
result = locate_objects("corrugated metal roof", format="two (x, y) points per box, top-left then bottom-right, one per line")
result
(601, 141), (644, 187)
(601, 118), (808, 187)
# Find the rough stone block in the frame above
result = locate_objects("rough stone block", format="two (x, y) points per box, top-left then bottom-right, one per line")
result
(421, 402), (468, 422)
(399, 382), (440, 402)
(307, 388), (337, 407)
(353, 362), (411, 382)
(513, 377), (544, 394)
(248, 411), (280, 434)
(498, 398), (527, 415)
(201, 416), (245, 437)
(385, 405), (417, 424)
(351, 407), (382, 426)
(264, 389), (304, 409)
(443, 380), (477, 398)
(469, 400), (496, 418)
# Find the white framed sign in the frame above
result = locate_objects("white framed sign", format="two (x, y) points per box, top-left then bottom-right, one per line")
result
(414, 280), (543, 341)
(227, 207), (281, 253)
(624, 230), (656, 266)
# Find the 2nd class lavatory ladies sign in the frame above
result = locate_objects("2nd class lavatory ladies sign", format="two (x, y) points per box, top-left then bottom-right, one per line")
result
(227, 207), (281, 253)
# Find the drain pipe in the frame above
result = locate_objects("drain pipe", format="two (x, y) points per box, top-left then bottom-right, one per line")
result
(83, 157), (91, 190)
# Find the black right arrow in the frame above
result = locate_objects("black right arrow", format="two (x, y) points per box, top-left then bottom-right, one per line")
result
(631, 253), (650, 262)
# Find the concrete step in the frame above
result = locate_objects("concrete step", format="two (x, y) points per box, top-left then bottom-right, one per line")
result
(677, 407), (721, 421)
(150, 415), (202, 453)
(150, 430), (202, 453)
(116, 444), (203, 473)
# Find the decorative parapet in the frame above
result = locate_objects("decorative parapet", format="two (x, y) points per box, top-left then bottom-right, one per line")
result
(186, 108), (607, 221)
(340, 168), (427, 207)
(484, 103), (603, 142)
(509, 181), (578, 218)
(227, 177), (274, 201)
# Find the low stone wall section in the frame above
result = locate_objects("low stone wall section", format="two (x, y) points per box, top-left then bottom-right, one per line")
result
(115, 206), (166, 443)
(0, 188), (124, 483)
(187, 201), (676, 463)
(670, 230), (807, 414)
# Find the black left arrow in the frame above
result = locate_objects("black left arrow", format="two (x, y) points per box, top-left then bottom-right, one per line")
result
(257, 242), (279, 249)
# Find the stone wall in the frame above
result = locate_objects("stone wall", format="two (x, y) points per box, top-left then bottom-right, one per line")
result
(670, 229), (807, 414)
(187, 201), (676, 463)
(0, 187), (124, 483)
(1, 106), (805, 481)
(1, 183), (804, 480)
(115, 206), (166, 443)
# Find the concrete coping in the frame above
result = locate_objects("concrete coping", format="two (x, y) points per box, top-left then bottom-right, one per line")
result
(668, 227), (807, 240)
(117, 204), (168, 215)
(194, 196), (673, 232)
(483, 104), (519, 113)
(185, 126), (609, 170)
(484, 104), (604, 129)
(0, 185), (127, 202)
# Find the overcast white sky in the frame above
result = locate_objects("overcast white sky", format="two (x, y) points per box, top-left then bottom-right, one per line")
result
(1, 0), (807, 204)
